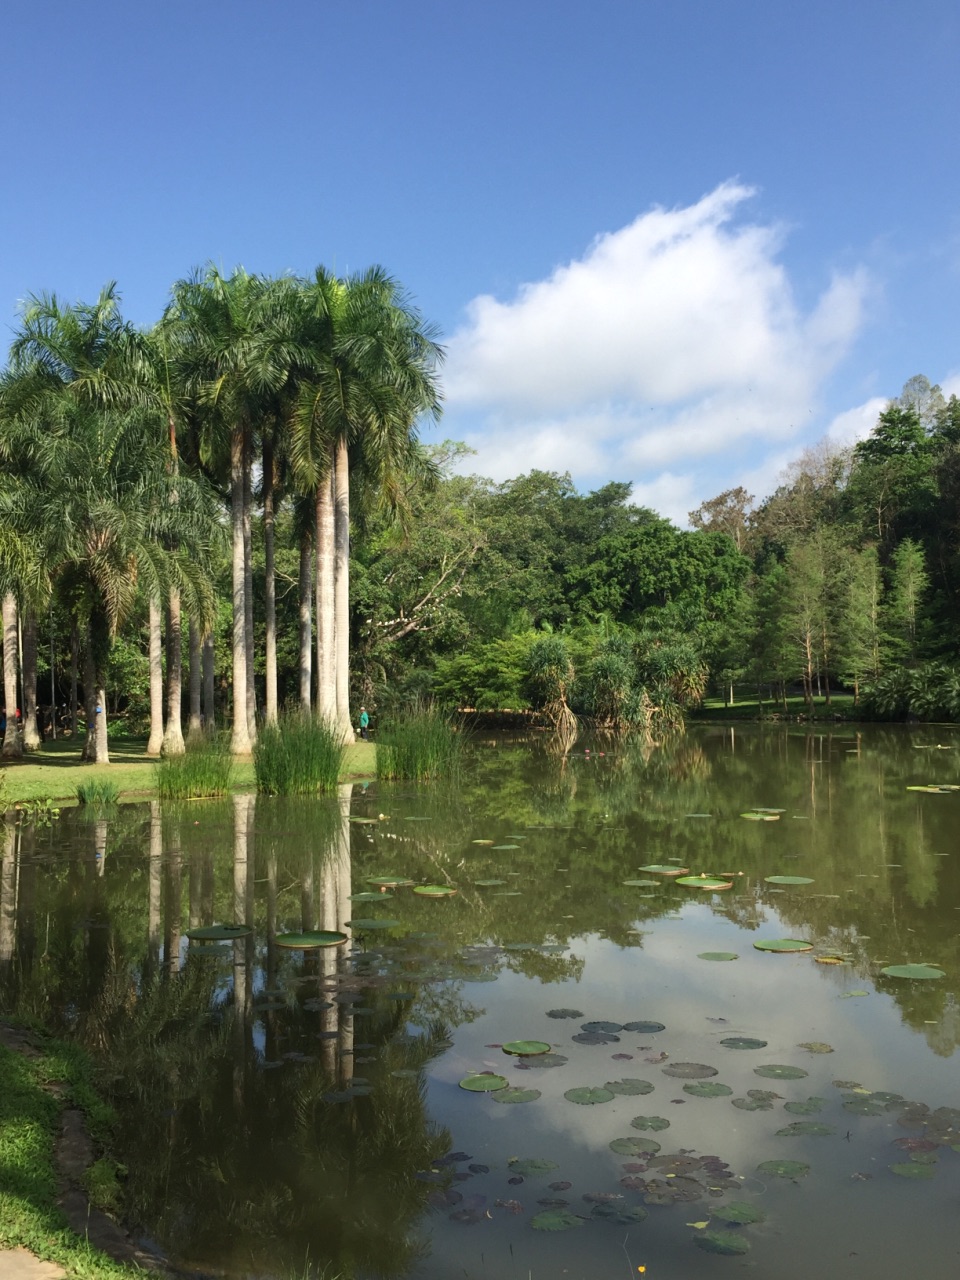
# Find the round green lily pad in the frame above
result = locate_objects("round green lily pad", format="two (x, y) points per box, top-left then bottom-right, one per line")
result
(474, 878), (507, 886)
(741, 811), (779, 821)
(784, 1097), (827, 1115)
(638, 864), (690, 877)
(720, 1037), (767, 1050)
(890, 1161), (935, 1179)
(472, 838), (494, 844)
(765, 875), (814, 885)
(698, 951), (739, 961)
(754, 1064), (809, 1080)
(365, 876), (414, 887)
(591, 1203), (648, 1224)
(519, 1053), (568, 1068)
(564, 1087), (614, 1105)
(275, 930), (348, 948)
(531, 1209), (585, 1231)
(842, 1095), (887, 1116)
(798, 1042), (834, 1054)
(348, 891), (394, 902)
(610, 1136), (661, 1156)
(491, 844), (519, 850)
(684, 1081), (733, 1097)
(757, 1159), (810, 1178)
(605, 1078), (655, 1095)
(459, 1073), (508, 1092)
(546, 1008), (584, 1019)
(503, 1040), (551, 1056)
(508, 1157), (559, 1176)
(880, 964), (945, 980)
(622, 1020), (666, 1033)
(492, 1087), (541, 1104)
(695, 1231), (751, 1256)
(623, 878), (662, 887)
(713, 1201), (766, 1225)
(662, 1062), (718, 1079)
(344, 918), (400, 930)
(754, 938), (813, 953)
(776, 1121), (835, 1136)
(413, 884), (457, 897)
(676, 875), (733, 890)
(630, 1115), (670, 1131)
(186, 923), (252, 941)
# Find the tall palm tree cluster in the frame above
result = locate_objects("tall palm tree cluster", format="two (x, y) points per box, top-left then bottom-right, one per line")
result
(0, 267), (442, 764)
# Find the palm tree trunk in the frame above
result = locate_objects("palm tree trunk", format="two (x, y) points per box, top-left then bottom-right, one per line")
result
(202, 630), (216, 730)
(243, 452), (257, 740)
(315, 462), (336, 720)
(80, 627), (110, 764)
(263, 437), (278, 725)
(1, 594), (22, 759)
(299, 527), (313, 712)
(145, 595), (165, 756)
(21, 610), (41, 752)
(188, 616), (202, 734)
(229, 426), (252, 755)
(333, 437), (355, 743)
(163, 588), (186, 755)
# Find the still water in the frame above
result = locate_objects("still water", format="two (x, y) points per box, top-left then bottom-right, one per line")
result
(1, 725), (959, 1280)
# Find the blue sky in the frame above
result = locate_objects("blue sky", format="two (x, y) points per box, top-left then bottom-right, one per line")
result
(3, 0), (957, 521)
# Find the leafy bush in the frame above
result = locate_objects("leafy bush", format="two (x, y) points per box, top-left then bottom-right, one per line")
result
(862, 663), (960, 721)
(254, 713), (345, 795)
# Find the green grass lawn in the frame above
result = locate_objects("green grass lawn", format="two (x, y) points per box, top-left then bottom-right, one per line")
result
(0, 737), (376, 806)
(692, 692), (858, 722)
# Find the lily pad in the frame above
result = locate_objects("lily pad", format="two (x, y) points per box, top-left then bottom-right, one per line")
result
(630, 1115), (670, 1131)
(698, 951), (739, 961)
(491, 844), (520, 850)
(365, 876), (414, 887)
(663, 1062), (718, 1079)
(565, 1087), (615, 1105)
(573, 1031), (620, 1045)
(581, 1020), (623, 1033)
(676, 875), (733, 890)
(348, 891), (394, 902)
(474, 879), (507, 886)
(741, 812), (779, 821)
(471, 839), (494, 844)
(186, 923), (252, 941)
(508, 1158), (559, 1176)
(348, 816), (378, 824)
(638, 864), (690, 876)
(798, 1042), (834, 1054)
(757, 1159), (810, 1178)
(622, 1020), (666, 1034)
(546, 1008), (583, 1019)
(503, 1040), (551, 1056)
(683, 1081), (733, 1098)
(610, 1136), (661, 1156)
(720, 1037), (767, 1050)
(784, 1097), (827, 1115)
(776, 1121), (836, 1136)
(754, 1064), (809, 1080)
(713, 1201), (766, 1225)
(880, 964), (945, 980)
(623, 878), (663, 887)
(843, 1095), (887, 1116)
(591, 1203), (648, 1224)
(695, 1231), (751, 1256)
(344, 918), (400, 930)
(459, 1074), (508, 1092)
(275, 930), (348, 948)
(890, 1161), (935, 1179)
(413, 884), (458, 897)
(531, 1209), (585, 1231)
(765, 875), (815, 885)
(492, 1087), (541, 1104)
(605, 1078), (655, 1095)
(754, 938), (813, 952)
(518, 1053), (569, 1069)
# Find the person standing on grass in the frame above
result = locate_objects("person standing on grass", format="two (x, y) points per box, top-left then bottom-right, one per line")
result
(359, 706), (370, 740)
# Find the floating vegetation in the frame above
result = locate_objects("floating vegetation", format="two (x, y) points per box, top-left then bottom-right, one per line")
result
(590, 1203), (647, 1224)
(630, 1115), (670, 1131)
(720, 1037), (767, 1050)
(582, 1020), (622, 1033)
(623, 878), (662, 887)
(638, 864), (690, 876)
(754, 1064), (809, 1080)
(413, 884), (458, 897)
(492, 1087), (541, 1104)
(564, 1087), (615, 1104)
(784, 1097), (827, 1115)
(546, 1008), (583, 1019)
(622, 1020), (666, 1034)
(662, 1062), (718, 1079)
(732, 1090), (779, 1111)
(573, 1031), (620, 1045)
(776, 1121), (836, 1136)
(754, 938), (813, 953)
(344, 918), (401, 930)
(741, 811), (779, 821)
(531, 1209), (585, 1231)
(889, 1162), (935, 1179)
(348, 891), (393, 902)
(683, 1081), (733, 1097)
(508, 1158), (559, 1176)
(698, 951), (738, 961)
(880, 964), (945, 980)
(605, 1078), (655, 1095)
(365, 876), (414, 888)
(713, 1202), (766, 1225)
(609, 1136), (661, 1156)
(676, 875), (734, 890)
(757, 1159), (810, 1178)
(471, 839), (494, 845)
(275, 931), (347, 949)
(186, 923), (252, 941)
(695, 1231), (751, 1256)
(459, 1074), (508, 1092)
(765, 875), (815, 885)
(503, 1040), (551, 1056)
(798, 1042), (834, 1054)
(474, 878), (507, 886)
(518, 1053), (569, 1069)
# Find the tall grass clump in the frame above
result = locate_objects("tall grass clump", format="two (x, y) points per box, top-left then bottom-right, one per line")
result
(254, 713), (345, 795)
(376, 703), (464, 781)
(158, 734), (234, 800)
(75, 778), (120, 806)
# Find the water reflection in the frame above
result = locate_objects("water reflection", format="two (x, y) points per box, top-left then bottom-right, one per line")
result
(0, 725), (958, 1278)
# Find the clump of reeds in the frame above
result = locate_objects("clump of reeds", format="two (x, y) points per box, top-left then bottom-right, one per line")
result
(158, 734), (234, 801)
(254, 713), (345, 795)
(75, 778), (120, 807)
(376, 703), (464, 781)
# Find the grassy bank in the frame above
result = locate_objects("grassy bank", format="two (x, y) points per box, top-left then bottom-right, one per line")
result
(0, 1024), (138, 1279)
(0, 737), (377, 806)
(692, 692), (858, 722)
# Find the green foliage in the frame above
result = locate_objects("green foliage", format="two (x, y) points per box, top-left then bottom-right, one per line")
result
(76, 778), (120, 807)
(376, 703), (463, 780)
(254, 713), (345, 795)
(157, 734), (234, 800)
(862, 662), (960, 721)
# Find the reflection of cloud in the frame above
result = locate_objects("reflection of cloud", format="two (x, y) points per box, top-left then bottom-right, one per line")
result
(445, 183), (871, 507)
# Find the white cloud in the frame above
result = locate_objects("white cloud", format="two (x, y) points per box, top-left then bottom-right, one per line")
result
(825, 397), (888, 446)
(444, 182), (872, 512)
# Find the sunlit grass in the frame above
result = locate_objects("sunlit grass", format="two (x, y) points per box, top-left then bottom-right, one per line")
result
(254, 713), (346, 795)
(157, 733), (234, 800)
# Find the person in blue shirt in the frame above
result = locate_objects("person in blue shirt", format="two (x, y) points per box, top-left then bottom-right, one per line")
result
(359, 707), (370, 740)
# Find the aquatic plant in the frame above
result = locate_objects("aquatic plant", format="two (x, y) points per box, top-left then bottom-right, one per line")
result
(75, 778), (120, 807)
(157, 733), (233, 800)
(375, 702), (463, 780)
(254, 712), (345, 795)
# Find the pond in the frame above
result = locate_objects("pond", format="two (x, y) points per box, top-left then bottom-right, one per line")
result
(1, 724), (959, 1279)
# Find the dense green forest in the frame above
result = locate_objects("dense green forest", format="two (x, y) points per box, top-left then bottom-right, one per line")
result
(1, 266), (958, 761)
